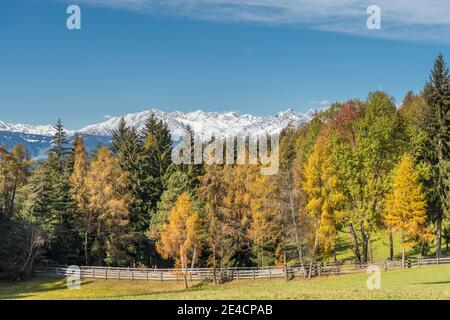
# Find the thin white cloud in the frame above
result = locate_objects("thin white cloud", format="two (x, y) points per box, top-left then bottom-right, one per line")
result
(61, 0), (450, 43)
(310, 99), (331, 106)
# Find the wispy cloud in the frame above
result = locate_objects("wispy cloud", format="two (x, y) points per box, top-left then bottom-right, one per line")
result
(62, 0), (450, 44)
(309, 99), (332, 110)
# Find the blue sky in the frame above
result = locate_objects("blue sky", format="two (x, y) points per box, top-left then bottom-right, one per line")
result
(1, 0), (450, 129)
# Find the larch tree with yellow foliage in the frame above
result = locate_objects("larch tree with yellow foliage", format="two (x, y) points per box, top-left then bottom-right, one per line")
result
(247, 165), (281, 268)
(384, 155), (430, 268)
(70, 135), (91, 265)
(157, 192), (200, 289)
(197, 164), (227, 284)
(85, 147), (131, 266)
(303, 129), (345, 278)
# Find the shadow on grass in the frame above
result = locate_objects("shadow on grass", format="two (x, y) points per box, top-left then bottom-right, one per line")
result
(90, 281), (214, 300)
(0, 277), (94, 300)
(415, 281), (450, 285)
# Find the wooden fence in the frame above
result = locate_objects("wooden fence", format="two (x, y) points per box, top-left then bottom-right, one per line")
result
(34, 257), (450, 282)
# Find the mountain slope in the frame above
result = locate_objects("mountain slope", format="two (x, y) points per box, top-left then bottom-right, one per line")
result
(0, 108), (311, 158)
(78, 108), (311, 139)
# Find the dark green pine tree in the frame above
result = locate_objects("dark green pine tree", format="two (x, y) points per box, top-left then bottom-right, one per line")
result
(127, 113), (172, 266)
(141, 113), (173, 183)
(110, 121), (158, 266)
(110, 118), (130, 156)
(36, 119), (82, 265)
(422, 54), (450, 258)
(48, 118), (69, 173)
(182, 125), (204, 190)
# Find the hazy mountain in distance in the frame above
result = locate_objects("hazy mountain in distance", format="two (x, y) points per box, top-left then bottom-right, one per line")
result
(0, 108), (312, 158)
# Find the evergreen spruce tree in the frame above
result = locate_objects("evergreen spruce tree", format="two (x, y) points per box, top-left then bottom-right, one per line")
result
(422, 54), (450, 257)
(110, 118), (130, 156)
(33, 120), (82, 264)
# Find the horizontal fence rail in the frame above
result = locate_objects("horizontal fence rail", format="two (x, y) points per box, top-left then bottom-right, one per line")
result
(34, 257), (450, 282)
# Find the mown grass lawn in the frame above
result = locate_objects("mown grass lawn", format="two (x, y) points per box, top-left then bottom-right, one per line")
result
(1, 264), (450, 300)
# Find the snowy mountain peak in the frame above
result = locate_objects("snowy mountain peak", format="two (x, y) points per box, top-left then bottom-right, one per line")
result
(0, 108), (312, 158)
(0, 120), (65, 136)
(77, 108), (312, 139)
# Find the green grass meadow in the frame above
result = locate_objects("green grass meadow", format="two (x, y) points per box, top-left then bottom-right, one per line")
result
(1, 264), (449, 300)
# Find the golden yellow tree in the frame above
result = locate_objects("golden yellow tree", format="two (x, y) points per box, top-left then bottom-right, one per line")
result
(86, 147), (131, 266)
(197, 164), (226, 283)
(303, 129), (345, 278)
(384, 155), (431, 268)
(247, 165), (281, 267)
(70, 135), (91, 264)
(157, 192), (200, 289)
(220, 164), (253, 266)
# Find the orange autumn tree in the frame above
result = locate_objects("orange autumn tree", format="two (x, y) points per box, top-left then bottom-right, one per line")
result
(157, 192), (200, 289)
(384, 155), (431, 268)
(70, 135), (91, 265)
(86, 147), (131, 266)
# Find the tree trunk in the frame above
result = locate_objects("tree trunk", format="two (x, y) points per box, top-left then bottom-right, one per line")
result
(288, 187), (306, 278)
(349, 224), (361, 263)
(389, 233), (394, 260)
(361, 226), (369, 263)
(402, 247), (406, 269)
(190, 247), (197, 269)
(308, 231), (319, 279)
(283, 246), (289, 282)
(8, 178), (17, 217)
(211, 248), (217, 284)
(182, 257), (188, 290)
(436, 216), (442, 258)
(401, 233), (406, 268)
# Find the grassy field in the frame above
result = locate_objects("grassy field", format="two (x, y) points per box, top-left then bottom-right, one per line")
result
(1, 264), (450, 300)
(334, 231), (450, 262)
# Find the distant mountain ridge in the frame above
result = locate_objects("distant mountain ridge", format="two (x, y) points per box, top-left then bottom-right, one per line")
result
(0, 108), (312, 158)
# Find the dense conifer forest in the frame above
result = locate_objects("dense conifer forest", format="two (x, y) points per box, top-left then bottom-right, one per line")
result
(0, 55), (448, 280)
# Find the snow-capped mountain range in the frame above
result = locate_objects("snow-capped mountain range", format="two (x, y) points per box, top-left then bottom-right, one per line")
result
(0, 108), (312, 158)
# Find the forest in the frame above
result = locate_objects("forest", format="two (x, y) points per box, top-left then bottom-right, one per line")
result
(0, 55), (448, 281)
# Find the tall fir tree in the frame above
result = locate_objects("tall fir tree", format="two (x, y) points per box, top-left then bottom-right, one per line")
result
(36, 120), (82, 264)
(422, 54), (450, 258)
